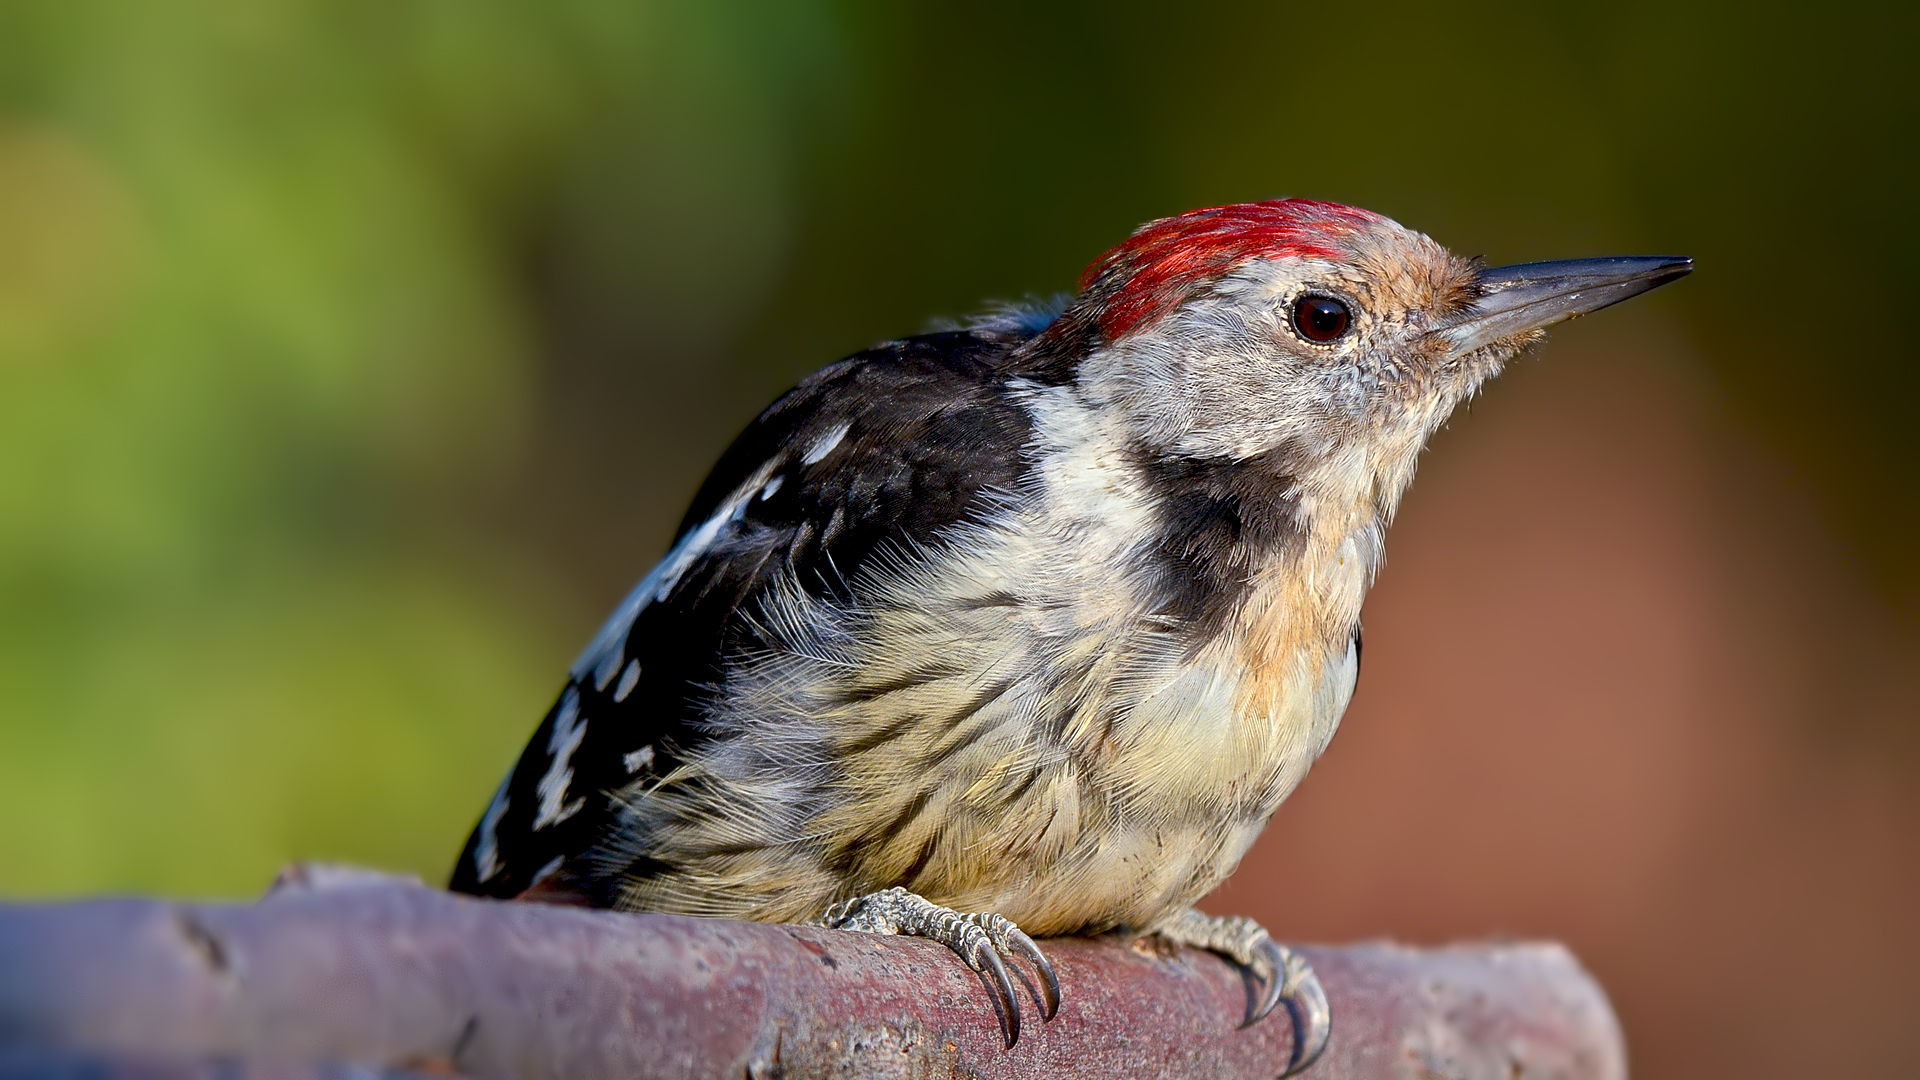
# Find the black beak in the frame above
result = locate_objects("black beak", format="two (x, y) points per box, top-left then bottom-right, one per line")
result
(1441, 255), (1693, 354)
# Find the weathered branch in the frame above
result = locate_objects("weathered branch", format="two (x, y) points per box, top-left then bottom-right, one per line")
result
(0, 870), (1623, 1079)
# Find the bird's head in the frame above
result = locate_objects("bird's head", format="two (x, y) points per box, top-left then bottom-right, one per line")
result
(1033, 200), (1690, 517)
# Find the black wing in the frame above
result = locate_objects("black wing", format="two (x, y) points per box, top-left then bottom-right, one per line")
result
(449, 327), (1043, 901)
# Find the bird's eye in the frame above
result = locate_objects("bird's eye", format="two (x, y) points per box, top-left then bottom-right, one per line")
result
(1292, 295), (1351, 343)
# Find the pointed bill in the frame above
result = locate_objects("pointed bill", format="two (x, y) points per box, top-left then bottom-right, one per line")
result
(1442, 256), (1693, 355)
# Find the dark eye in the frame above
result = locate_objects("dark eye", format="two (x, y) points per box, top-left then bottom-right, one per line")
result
(1292, 295), (1351, 343)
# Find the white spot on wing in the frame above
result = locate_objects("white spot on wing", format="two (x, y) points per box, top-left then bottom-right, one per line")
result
(571, 459), (782, 681)
(593, 649), (621, 692)
(613, 658), (641, 702)
(800, 421), (850, 465)
(532, 688), (587, 830)
(529, 855), (565, 888)
(760, 475), (783, 500)
(472, 782), (509, 883)
(623, 744), (655, 775)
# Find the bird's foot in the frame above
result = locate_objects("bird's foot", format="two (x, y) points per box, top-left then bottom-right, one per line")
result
(821, 887), (1059, 1047)
(1155, 909), (1330, 1075)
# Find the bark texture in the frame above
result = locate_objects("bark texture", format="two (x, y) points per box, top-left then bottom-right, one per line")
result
(0, 870), (1624, 1080)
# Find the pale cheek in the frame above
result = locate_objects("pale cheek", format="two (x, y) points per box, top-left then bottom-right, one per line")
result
(1150, 355), (1315, 459)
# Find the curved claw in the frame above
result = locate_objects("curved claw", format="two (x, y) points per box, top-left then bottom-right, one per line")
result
(1279, 951), (1331, 1077)
(1247, 940), (1330, 1077)
(1007, 928), (1060, 1020)
(972, 940), (1022, 1048)
(1246, 936), (1290, 1027)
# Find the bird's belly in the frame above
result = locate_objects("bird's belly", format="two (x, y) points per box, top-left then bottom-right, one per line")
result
(964, 816), (1270, 936)
(870, 645), (1354, 936)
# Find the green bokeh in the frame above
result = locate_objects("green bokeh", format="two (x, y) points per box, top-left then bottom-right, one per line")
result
(0, 0), (1913, 897)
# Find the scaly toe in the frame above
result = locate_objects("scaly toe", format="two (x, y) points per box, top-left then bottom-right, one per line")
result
(1155, 909), (1331, 1076)
(821, 888), (1057, 1048)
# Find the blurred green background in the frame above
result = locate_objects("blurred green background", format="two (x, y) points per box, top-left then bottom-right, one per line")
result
(0, 1), (1915, 1074)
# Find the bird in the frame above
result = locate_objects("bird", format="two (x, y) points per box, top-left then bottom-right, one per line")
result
(449, 198), (1689, 1072)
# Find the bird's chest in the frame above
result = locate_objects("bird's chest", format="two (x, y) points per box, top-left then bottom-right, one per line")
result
(1080, 516), (1371, 809)
(868, 515), (1367, 930)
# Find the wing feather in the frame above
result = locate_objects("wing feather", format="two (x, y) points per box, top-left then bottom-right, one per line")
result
(449, 328), (1044, 899)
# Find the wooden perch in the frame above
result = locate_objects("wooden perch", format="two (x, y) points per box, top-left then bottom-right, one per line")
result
(0, 868), (1624, 1080)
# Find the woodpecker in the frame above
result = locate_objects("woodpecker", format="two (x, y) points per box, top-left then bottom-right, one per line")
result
(451, 199), (1689, 1071)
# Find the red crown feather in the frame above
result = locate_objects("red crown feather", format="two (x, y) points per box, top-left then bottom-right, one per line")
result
(1082, 200), (1379, 339)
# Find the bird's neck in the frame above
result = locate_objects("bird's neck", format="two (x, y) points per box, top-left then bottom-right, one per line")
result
(1124, 398), (1441, 724)
(1019, 375), (1420, 681)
